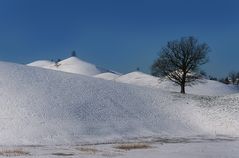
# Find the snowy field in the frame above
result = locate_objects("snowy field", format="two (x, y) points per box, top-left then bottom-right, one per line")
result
(0, 58), (237, 157)
(1, 136), (239, 157)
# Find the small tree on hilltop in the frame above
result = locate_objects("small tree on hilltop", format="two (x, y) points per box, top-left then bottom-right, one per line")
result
(151, 36), (209, 94)
(55, 59), (61, 67)
(71, 51), (77, 57)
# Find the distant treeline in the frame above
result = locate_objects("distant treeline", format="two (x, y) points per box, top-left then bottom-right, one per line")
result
(208, 72), (239, 85)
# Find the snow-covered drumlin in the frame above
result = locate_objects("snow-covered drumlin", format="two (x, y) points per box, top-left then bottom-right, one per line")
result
(28, 57), (238, 96)
(27, 56), (116, 76)
(0, 57), (237, 157)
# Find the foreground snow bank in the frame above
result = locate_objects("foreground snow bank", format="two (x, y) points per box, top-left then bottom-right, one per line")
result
(0, 61), (238, 145)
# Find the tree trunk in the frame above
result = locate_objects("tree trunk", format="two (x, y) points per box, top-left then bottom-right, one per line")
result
(180, 84), (185, 94)
(181, 73), (186, 94)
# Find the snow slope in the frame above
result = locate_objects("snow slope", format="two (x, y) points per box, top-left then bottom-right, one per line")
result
(0, 61), (238, 145)
(94, 72), (120, 80)
(115, 71), (238, 96)
(27, 57), (111, 76)
(115, 71), (161, 87)
(27, 60), (54, 68)
(159, 79), (239, 96)
(27, 59), (238, 96)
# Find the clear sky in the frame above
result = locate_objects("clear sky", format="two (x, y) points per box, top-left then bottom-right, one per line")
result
(0, 0), (238, 77)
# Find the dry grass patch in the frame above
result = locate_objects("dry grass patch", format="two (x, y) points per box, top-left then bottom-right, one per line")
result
(0, 149), (30, 156)
(52, 153), (74, 156)
(114, 143), (151, 151)
(77, 147), (99, 154)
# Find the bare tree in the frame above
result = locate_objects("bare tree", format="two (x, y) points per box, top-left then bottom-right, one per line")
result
(229, 71), (237, 85)
(236, 72), (239, 85)
(151, 36), (209, 94)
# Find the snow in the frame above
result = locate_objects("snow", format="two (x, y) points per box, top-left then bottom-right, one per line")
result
(1, 60), (239, 158)
(27, 60), (54, 68)
(27, 57), (110, 76)
(27, 59), (237, 97)
(115, 71), (160, 87)
(94, 72), (120, 80)
(2, 138), (239, 157)
(0, 61), (195, 145)
(159, 79), (239, 96)
(0, 61), (239, 146)
(114, 141), (239, 158)
(27, 58), (238, 96)
(115, 71), (238, 96)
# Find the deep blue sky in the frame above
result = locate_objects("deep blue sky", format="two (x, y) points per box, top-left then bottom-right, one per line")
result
(0, 0), (238, 77)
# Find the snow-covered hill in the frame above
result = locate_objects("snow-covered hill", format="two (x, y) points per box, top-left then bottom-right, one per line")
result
(115, 71), (160, 87)
(159, 79), (239, 96)
(27, 60), (54, 68)
(27, 57), (113, 76)
(27, 58), (237, 97)
(94, 72), (120, 80)
(114, 71), (238, 96)
(0, 61), (239, 145)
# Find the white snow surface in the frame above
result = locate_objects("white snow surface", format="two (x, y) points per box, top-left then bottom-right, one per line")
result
(0, 61), (239, 146)
(27, 59), (237, 97)
(115, 71), (161, 87)
(27, 60), (54, 68)
(158, 79), (239, 96)
(27, 57), (110, 76)
(115, 71), (238, 96)
(3, 140), (239, 158)
(94, 72), (120, 80)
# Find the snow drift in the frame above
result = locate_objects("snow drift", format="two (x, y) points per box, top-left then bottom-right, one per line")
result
(0, 61), (239, 145)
